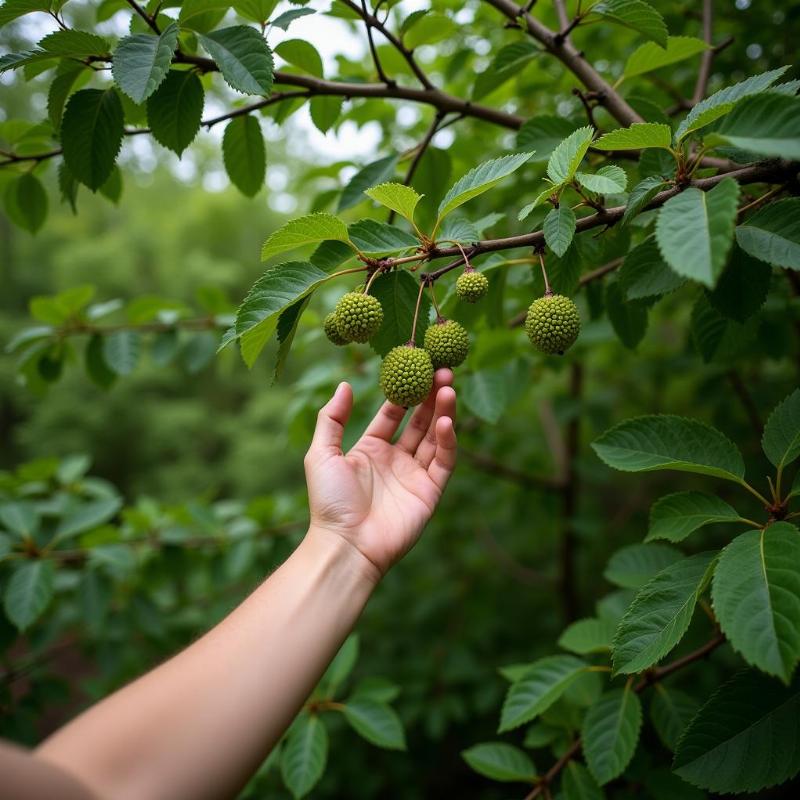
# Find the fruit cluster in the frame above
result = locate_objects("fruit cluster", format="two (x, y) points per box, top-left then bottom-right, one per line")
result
(325, 265), (580, 407)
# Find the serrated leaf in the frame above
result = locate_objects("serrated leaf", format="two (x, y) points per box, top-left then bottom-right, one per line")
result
(403, 12), (455, 48)
(437, 152), (533, 223)
(690, 292), (758, 363)
(650, 686), (699, 751)
(604, 542), (682, 589)
(714, 93), (800, 159)
(518, 186), (554, 221)
(624, 36), (709, 80)
(112, 22), (179, 104)
(271, 296), (308, 382)
(622, 176), (667, 226)
(618, 237), (684, 300)
(338, 154), (398, 211)
(0, 0), (51, 27)
(547, 126), (593, 185)
(736, 198), (800, 270)
(604, 280), (648, 349)
(280, 714), (328, 799)
(583, 688), (642, 785)
(517, 115), (579, 161)
(675, 66), (790, 141)
(271, 7), (315, 31)
(499, 655), (587, 732)
(473, 40), (539, 100)
(147, 70), (204, 156)
(179, 0), (232, 28)
(438, 215), (480, 243)
(563, 760), (604, 800)
(103, 331), (140, 375)
(222, 115), (265, 197)
(199, 26), (274, 95)
(309, 95), (341, 133)
(708, 244), (771, 322)
(647, 491), (741, 543)
(341, 698), (406, 750)
(762, 389), (800, 470)
(233, 0), (278, 24)
(38, 28), (109, 57)
(575, 165), (627, 194)
(364, 182), (422, 226)
(593, 123), (672, 151)
(655, 178), (740, 288)
(713, 523), (800, 682)
(544, 205), (576, 257)
(274, 38), (322, 78)
(61, 88), (124, 190)
(4, 560), (55, 631)
(612, 552), (716, 674)
(261, 214), (351, 261)
(673, 669), (800, 792)
(4, 172), (47, 233)
(590, 0), (667, 47)
(47, 60), (86, 131)
(592, 414), (745, 481)
(558, 618), (616, 655)
(368, 270), (429, 356)
(348, 219), (418, 256)
(462, 742), (537, 782)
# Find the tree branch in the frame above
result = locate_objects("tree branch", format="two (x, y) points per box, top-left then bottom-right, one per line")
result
(691, 0), (715, 105)
(124, 0), (160, 35)
(357, 0), (394, 85)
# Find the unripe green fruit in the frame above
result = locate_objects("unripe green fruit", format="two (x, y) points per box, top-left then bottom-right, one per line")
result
(456, 270), (489, 303)
(379, 345), (434, 407)
(524, 293), (581, 355)
(424, 319), (469, 369)
(334, 292), (384, 343)
(323, 312), (348, 346)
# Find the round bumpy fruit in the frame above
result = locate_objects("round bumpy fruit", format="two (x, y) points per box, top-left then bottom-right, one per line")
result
(334, 292), (384, 343)
(323, 312), (348, 346)
(525, 293), (581, 355)
(424, 319), (470, 369)
(456, 270), (489, 303)
(379, 345), (434, 407)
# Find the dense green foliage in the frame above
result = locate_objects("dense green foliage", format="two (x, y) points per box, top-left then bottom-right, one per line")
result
(2, 0), (800, 797)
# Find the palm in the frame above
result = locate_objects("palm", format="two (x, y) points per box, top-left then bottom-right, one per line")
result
(305, 373), (457, 575)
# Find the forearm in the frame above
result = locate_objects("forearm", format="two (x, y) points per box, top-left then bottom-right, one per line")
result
(36, 528), (379, 800)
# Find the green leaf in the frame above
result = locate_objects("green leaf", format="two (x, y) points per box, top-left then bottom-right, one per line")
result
(675, 66), (790, 142)
(673, 669), (800, 793)
(54, 497), (122, 543)
(624, 36), (709, 80)
(517, 116), (579, 162)
(103, 331), (141, 375)
(368, 270), (429, 356)
(280, 714), (328, 799)
(714, 93), (800, 160)
(233, 0), (278, 25)
(612, 552), (716, 674)
(261, 214), (351, 261)
(338, 154), (398, 211)
(4, 560), (55, 631)
(235, 262), (328, 367)
(341, 698), (406, 750)
(38, 28), (109, 57)
(147, 70), (204, 156)
(4, 173), (47, 234)
(544, 205), (576, 257)
(558, 618), (616, 655)
(712, 523), (800, 682)
(655, 178), (740, 288)
(583, 688), (642, 785)
(763, 390), (800, 470)
(618, 237), (684, 300)
(274, 38), (323, 77)
(650, 686), (699, 751)
(85, 333), (116, 388)
(222, 115), (265, 197)
(590, 0), (667, 47)
(348, 219), (418, 256)
(473, 40), (539, 100)
(99, 166), (123, 204)
(309, 95), (342, 133)
(364, 182), (422, 226)
(271, 297), (308, 382)
(518, 186), (554, 221)
(708, 245), (771, 322)
(622, 177), (667, 226)
(403, 12), (456, 48)
(112, 22), (179, 104)
(592, 123), (672, 151)
(0, 501), (39, 538)
(575, 165), (627, 195)
(179, 0), (232, 28)
(592, 414), (745, 482)
(647, 491), (741, 543)
(736, 199), (800, 270)
(605, 280), (648, 349)
(47, 61), (86, 131)
(61, 88), (124, 190)
(547, 126), (593, 185)
(462, 742), (537, 783)
(604, 543), (682, 589)
(436, 152), (533, 224)
(271, 7), (315, 31)
(499, 655), (587, 732)
(321, 633), (359, 696)
(0, 0), (51, 27)
(199, 26), (274, 95)
(562, 760), (604, 800)
(691, 292), (758, 363)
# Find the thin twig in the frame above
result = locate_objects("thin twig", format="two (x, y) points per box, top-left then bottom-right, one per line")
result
(124, 0), (160, 34)
(359, 0), (393, 85)
(691, 0), (715, 105)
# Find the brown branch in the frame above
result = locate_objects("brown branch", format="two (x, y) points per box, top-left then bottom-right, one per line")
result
(124, 0), (160, 35)
(358, 0), (393, 85)
(691, 0), (715, 106)
(553, 0), (569, 30)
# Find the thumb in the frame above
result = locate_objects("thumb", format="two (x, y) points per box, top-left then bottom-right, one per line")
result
(310, 382), (353, 455)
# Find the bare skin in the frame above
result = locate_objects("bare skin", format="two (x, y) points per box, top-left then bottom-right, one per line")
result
(0, 373), (457, 800)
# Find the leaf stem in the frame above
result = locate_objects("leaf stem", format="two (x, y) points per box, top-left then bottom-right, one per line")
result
(739, 479), (771, 508)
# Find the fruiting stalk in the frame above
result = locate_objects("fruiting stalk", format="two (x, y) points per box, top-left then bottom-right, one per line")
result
(409, 278), (426, 344)
(538, 251), (552, 296)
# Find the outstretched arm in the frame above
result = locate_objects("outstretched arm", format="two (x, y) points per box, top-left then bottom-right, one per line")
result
(22, 373), (456, 800)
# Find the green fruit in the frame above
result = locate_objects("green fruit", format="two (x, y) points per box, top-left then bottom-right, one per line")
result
(424, 319), (469, 369)
(324, 312), (348, 346)
(379, 345), (434, 407)
(334, 291), (384, 343)
(524, 293), (581, 355)
(456, 270), (489, 303)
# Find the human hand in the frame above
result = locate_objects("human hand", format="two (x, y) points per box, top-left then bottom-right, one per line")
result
(304, 371), (457, 580)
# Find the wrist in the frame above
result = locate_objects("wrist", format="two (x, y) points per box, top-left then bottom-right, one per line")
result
(302, 525), (383, 590)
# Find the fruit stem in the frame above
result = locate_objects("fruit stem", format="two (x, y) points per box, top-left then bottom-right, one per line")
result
(322, 265), (369, 283)
(409, 278), (426, 344)
(428, 282), (444, 321)
(538, 251), (553, 296)
(363, 266), (382, 295)
(451, 240), (474, 272)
